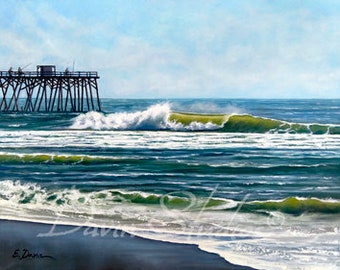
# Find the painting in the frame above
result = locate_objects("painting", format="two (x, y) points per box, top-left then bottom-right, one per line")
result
(0, 1), (339, 269)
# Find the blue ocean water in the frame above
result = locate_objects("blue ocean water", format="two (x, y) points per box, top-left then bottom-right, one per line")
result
(0, 99), (339, 269)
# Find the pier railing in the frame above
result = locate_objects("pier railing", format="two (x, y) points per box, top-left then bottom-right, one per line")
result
(0, 70), (99, 78)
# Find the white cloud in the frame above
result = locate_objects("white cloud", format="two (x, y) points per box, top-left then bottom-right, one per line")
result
(1, 1), (340, 98)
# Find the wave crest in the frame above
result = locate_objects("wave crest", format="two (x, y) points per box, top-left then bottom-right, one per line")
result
(71, 103), (171, 130)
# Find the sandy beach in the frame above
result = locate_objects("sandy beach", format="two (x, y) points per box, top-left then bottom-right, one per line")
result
(0, 219), (256, 270)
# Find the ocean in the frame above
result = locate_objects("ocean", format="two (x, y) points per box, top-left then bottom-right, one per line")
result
(0, 99), (339, 270)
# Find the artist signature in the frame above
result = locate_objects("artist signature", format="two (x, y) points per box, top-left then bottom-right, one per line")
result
(12, 248), (56, 261)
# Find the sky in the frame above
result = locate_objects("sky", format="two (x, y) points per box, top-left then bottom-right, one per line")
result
(0, 0), (340, 98)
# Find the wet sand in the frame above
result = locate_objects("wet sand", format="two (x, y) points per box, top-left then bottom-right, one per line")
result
(0, 219), (256, 270)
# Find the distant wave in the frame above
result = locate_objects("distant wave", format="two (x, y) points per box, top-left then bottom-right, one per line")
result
(0, 153), (116, 165)
(70, 103), (340, 134)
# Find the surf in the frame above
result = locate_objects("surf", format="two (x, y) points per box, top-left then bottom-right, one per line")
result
(0, 180), (232, 210)
(70, 103), (340, 134)
(70, 103), (223, 131)
(1, 180), (339, 216)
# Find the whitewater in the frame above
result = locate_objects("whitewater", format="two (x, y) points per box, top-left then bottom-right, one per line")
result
(0, 99), (339, 270)
(70, 103), (223, 131)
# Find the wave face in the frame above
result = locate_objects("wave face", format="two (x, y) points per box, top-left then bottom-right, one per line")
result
(236, 197), (340, 215)
(221, 114), (340, 134)
(70, 103), (340, 134)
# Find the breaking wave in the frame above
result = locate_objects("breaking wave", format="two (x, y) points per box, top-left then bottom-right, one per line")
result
(70, 103), (219, 131)
(0, 180), (233, 213)
(70, 103), (340, 134)
(1, 181), (339, 217)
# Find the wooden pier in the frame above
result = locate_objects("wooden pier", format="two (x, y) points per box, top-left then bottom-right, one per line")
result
(0, 65), (101, 112)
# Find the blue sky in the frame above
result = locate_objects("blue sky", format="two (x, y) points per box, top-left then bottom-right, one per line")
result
(1, 0), (340, 98)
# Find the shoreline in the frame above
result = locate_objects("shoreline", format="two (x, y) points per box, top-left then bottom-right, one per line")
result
(0, 218), (257, 270)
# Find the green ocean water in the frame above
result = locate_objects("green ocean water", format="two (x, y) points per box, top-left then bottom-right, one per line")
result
(0, 99), (339, 270)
